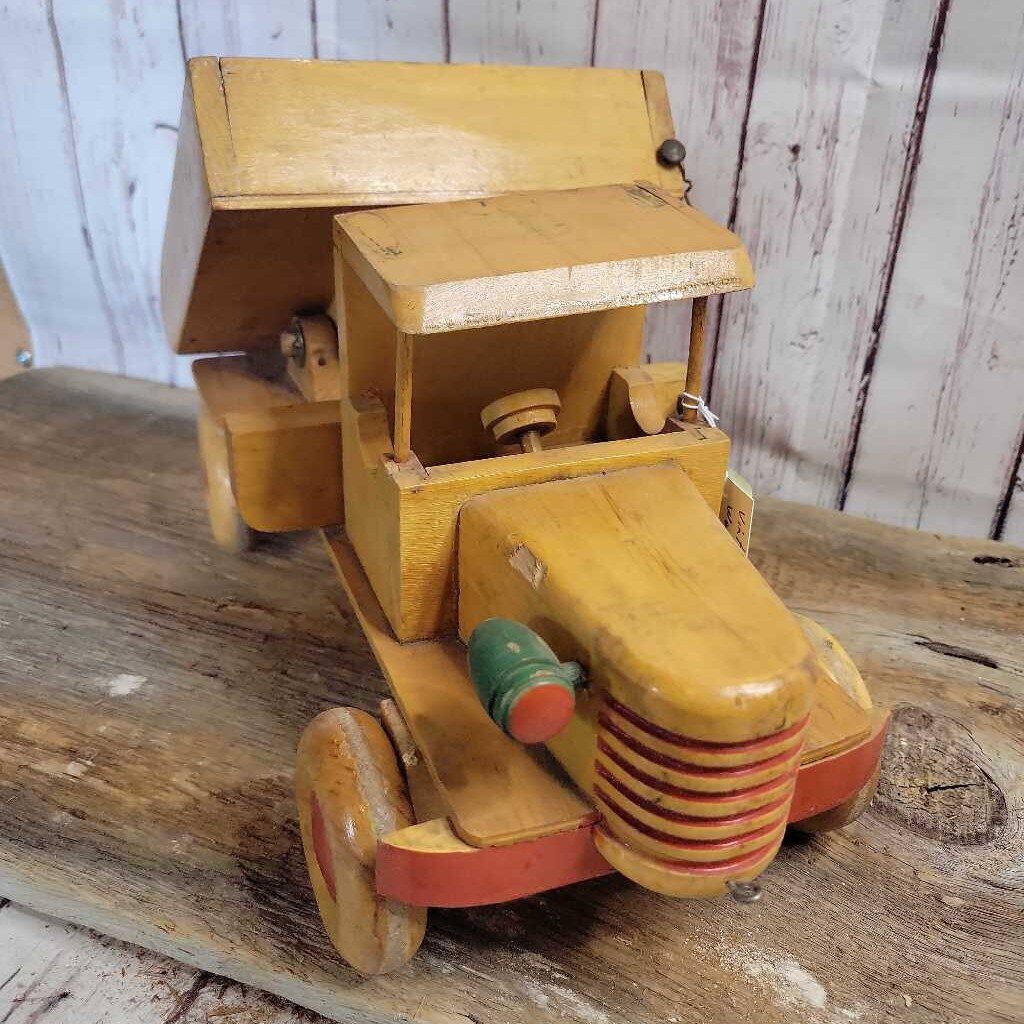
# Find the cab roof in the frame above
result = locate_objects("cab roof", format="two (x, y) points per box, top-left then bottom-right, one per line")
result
(334, 182), (753, 334)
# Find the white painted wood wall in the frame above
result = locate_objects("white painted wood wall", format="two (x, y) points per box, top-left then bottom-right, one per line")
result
(0, 0), (1021, 543)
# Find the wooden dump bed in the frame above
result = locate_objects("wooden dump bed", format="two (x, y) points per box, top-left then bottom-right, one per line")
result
(162, 58), (684, 354)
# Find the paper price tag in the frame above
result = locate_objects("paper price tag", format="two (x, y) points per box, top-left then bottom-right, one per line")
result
(720, 470), (754, 555)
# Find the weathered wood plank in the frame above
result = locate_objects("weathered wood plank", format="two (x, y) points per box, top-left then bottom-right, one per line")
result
(313, 0), (447, 61)
(0, 369), (1020, 1024)
(0, 902), (321, 1024)
(448, 0), (596, 65)
(710, 0), (940, 508)
(178, 0), (315, 58)
(49, 1), (184, 385)
(592, 0), (763, 364)
(844, 0), (1024, 539)
(0, 3), (122, 375)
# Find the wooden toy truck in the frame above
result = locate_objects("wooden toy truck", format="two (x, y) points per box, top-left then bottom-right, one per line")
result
(163, 58), (889, 976)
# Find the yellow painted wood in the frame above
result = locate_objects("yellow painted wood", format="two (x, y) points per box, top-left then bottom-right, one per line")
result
(322, 529), (594, 848)
(195, 59), (678, 207)
(598, 799), (788, 862)
(393, 330), (414, 463)
(550, 672), (875, 816)
(597, 728), (802, 790)
(283, 315), (341, 403)
(167, 206), (342, 355)
(161, 69), (215, 356)
(192, 354), (299, 418)
(225, 403), (344, 533)
(192, 356), (343, 533)
(335, 183), (753, 334)
(596, 787), (788, 843)
(605, 361), (688, 439)
(378, 699), (449, 826)
(593, 826), (781, 899)
(196, 405), (253, 554)
(338, 256), (648, 467)
(682, 295), (708, 422)
(342, 412), (730, 641)
(163, 57), (680, 355)
(593, 748), (796, 818)
(380, 818), (478, 856)
(797, 614), (874, 711)
(457, 463), (815, 742)
(599, 700), (801, 768)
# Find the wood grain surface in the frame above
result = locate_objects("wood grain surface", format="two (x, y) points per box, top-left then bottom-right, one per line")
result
(335, 184), (748, 334)
(0, 369), (1021, 1024)
(0, 900), (322, 1024)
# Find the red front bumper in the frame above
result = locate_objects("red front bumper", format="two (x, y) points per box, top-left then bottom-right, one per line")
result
(377, 712), (889, 908)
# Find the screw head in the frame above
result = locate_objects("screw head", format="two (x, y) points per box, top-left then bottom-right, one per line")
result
(15, 348), (33, 368)
(657, 138), (687, 167)
(727, 880), (763, 904)
(279, 324), (305, 367)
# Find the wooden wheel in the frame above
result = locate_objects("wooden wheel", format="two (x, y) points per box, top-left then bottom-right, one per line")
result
(295, 707), (426, 975)
(197, 407), (253, 553)
(790, 763), (881, 834)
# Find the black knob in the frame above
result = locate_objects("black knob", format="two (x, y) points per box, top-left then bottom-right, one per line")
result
(657, 138), (687, 167)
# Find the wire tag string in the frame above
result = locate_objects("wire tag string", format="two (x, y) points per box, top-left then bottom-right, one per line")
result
(679, 391), (720, 429)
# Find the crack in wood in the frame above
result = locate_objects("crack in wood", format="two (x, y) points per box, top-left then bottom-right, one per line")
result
(838, 0), (953, 511)
(309, 0), (319, 59)
(914, 638), (999, 670)
(706, 0), (769, 404)
(875, 705), (1008, 845)
(161, 972), (214, 1024)
(973, 553), (1021, 567)
(990, 422), (1024, 540)
(923, 782), (984, 793)
(588, 0), (601, 66)
(174, 0), (187, 64)
(20, 989), (70, 1024)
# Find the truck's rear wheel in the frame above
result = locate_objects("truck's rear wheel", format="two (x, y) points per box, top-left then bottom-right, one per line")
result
(198, 408), (253, 554)
(295, 707), (426, 975)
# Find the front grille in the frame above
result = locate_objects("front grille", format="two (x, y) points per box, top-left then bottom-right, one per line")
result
(593, 695), (807, 873)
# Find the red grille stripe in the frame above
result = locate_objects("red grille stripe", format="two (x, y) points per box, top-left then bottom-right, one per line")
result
(599, 715), (803, 776)
(595, 785), (786, 851)
(595, 826), (781, 876)
(594, 762), (791, 827)
(604, 696), (810, 752)
(597, 740), (798, 802)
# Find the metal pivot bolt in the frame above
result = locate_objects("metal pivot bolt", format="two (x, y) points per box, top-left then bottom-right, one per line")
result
(279, 320), (306, 367)
(727, 880), (763, 904)
(657, 138), (687, 167)
(15, 348), (33, 368)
